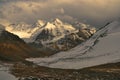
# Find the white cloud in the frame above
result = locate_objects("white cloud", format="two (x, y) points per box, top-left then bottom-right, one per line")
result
(53, 8), (65, 14)
(0, 0), (120, 27)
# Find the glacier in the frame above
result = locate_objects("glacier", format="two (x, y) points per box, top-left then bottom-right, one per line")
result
(27, 20), (120, 69)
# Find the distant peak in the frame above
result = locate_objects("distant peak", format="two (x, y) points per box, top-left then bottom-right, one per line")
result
(54, 18), (61, 22)
(36, 19), (45, 27)
(46, 22), (51, 25)
(37, 20), (44, 23)
(53, 18), (63, 24)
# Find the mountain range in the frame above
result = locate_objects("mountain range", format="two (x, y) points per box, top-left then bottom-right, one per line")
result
(0, 18), (120, 78)
(5, 18), (96, 51)
(27, 19), (120, 69)
(0, 25), (53, 62)
(0, 18), (96, 61)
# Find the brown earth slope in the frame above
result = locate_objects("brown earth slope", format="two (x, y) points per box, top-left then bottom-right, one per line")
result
(0, 30), (50, 62)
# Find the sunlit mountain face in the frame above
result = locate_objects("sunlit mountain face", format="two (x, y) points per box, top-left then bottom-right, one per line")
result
(0, 0), (120, 27)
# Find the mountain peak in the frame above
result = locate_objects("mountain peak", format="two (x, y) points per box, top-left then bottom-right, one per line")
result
(45, 22), (56, 29)
(27, 19), (120, 69)
(54, 18), (62, 22)
(36, 19), (46, 27)
(53, 18), (63, 25)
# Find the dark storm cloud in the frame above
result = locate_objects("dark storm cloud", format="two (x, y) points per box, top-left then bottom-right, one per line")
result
(0, 0), (120, 27)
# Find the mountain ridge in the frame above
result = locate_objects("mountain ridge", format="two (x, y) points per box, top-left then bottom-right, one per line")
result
(0, 24), (51, 62)
(27, 20), (120, 69)
(5, 18), (96, 51)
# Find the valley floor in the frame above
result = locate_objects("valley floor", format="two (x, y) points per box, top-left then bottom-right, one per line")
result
(10, 62), (120, 80)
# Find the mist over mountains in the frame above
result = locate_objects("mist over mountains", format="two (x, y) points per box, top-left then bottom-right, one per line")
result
(0, 1), (120, 80)
(0, 0), (120, 27)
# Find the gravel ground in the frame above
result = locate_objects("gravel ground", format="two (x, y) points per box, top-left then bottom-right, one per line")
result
(10, 62), (120, 80)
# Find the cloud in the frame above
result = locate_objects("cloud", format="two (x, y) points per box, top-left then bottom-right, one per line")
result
(0, 0), (120, 27)
(53, 8), (65, 14)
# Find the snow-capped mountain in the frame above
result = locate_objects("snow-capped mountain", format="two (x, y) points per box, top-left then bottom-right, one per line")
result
(5, 20), (46, 42)
(32, 18), (76, 41)
(5, 18), (96, 51)
(33, 18), (78, 50)
(32, 18), (96, 51)
(27, 19), (120, 69)
(7, 22), (33, 38)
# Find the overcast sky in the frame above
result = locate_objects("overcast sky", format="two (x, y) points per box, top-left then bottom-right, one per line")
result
(0, 0), (120, 28)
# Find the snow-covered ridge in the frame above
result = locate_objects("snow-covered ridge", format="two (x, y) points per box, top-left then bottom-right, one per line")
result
(4, 18), (96, 50)
(27, 20), (120, 69)
(31, 18), (76, 39)
(6, 23), (32, 38)
(5, 18), (76, 41)
(31, 18), (96, 51)
(5, 18), (95, 43)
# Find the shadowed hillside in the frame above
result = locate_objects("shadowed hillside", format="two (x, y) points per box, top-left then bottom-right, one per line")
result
(0, 30), (52, 62)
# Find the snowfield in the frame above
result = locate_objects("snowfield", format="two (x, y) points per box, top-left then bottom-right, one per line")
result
(27, 20), (120, 69)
